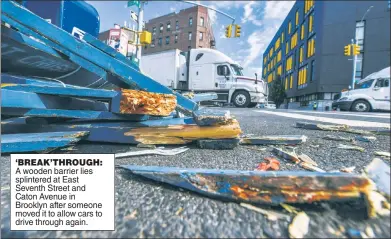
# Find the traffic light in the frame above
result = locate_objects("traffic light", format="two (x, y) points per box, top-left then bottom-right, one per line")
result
(353, 44), (360, 55)
(344, 45), (351, 56)
(225, 24), (232, 38)
(234, 24), (241, 38)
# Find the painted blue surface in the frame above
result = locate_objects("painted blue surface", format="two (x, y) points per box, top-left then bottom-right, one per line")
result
(1, 89), (109, 111)
(1, 16), (106, 86)
(1, 131), (88, 153)
(2, 0), (198, 114)
(22, 0), (100, 37)
(1, 74), (81, 88)
(2, 117), (196, 144)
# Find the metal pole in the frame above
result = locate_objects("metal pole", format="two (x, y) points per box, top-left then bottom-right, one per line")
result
(136, 1), (144, 63)
(351, 39), (357, 90)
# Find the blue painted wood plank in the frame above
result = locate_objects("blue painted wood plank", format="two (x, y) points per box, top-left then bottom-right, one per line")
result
(1, 84), (119, 99)
(1, 73), (80, 88)
(1, 108), (149, 121)
(1, 1), (198, 114)
(2, 117), (196, 144)
(1, 89), (109, 111)
(120, 165), (372, 205)
(1, 15), (107, 84)
(1, 131), (88, 153)
(83, 33), (139, 71)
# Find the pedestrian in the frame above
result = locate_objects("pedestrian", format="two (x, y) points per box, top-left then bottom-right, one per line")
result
(313, 102), (318, 111)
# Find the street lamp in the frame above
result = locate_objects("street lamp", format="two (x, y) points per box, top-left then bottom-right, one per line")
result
(351, 5), (373, 90)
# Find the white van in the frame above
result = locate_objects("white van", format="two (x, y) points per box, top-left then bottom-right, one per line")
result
(332, 67), (390, 112)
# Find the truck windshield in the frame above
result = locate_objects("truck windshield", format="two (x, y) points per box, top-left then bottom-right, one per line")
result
(355, 79), (374, 89)
(230, 64), (244, 76)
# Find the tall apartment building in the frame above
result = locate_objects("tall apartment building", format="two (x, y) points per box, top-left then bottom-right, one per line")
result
(262, 0), (390, 110)
(142, 5), (215, 55)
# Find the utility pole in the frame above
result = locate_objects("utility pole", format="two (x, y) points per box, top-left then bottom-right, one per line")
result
(351, 5), (373, 90)
(135, 1), (145, 64)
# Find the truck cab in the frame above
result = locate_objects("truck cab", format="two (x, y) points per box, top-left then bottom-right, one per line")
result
(332, 67), (390, 112)
(186, 48), (267, 107)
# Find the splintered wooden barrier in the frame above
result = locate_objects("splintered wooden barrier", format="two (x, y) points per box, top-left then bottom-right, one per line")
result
(119, 89), (176, 116)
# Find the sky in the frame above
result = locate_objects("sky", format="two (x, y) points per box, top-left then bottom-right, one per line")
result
(88, 1), (296, 77)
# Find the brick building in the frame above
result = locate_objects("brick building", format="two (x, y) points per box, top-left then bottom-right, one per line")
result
(142, 5), (215, 55)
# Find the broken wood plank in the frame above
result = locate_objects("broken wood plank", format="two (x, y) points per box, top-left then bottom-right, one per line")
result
(123, 119), (242, 144)
(119, 89), (176, 116)
(240, 135), (307, 145)
(1, 131), (89, 153)
(120, 165), (374, 206)
(323, 135), (353, 142)
(299, 162), (326, 172)
(192, 108), (233, 126)
(296, 122), (348, 131)
(272, 147), (300, 164)
(298, 154), (318, 166)
(196, 139), (240, 150)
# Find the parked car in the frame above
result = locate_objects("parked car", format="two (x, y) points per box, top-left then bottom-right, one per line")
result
(332, 67), (390, 112)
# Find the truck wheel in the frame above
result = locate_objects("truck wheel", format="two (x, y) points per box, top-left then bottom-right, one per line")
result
(232, 90), (250, 108)
(351, 100), (370, 112)
(247, 103), (258, 108)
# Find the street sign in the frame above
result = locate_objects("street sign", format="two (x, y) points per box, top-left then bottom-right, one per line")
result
(127, 0), (140, 8)
(130, 11), (138, 22)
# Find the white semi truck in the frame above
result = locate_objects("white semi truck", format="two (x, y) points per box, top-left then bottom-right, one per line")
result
(140, 48), (267, 108)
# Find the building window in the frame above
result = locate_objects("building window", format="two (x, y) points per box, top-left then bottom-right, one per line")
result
(308, 12), (314, 34)
(310, 60), (315, 82)
(295, 10), (299, 26)
(298, 65), (308, 89)
(151, 39), (155, 47)
(299, 45), (304, 63)
(285, 41), (289, 54)
(200, 17), (204, 27)
(286, 55), (293, 72)
(199, 32), (203, 40)
(159, 24), (163, 33)
(275, 36), (281, 51)
(189, 17), (193, 26)
(158, 38), (162, 46)
(290, 74), (293, 89)
(285, 76), (288, 90)
(176, 20), (179, 30)
(355, 21), (365, 51)
(288, 21), (292, 34)
(188, 32), (192, 41)
(167, 22), (171, 31)
(300, 24), (305, 40)
(307, 36), (315, 58)
(152, 27), (156, 35)
(165, 36), (170, 45)
(281, 32), (284, 43)
(305, 0), (314, 14)
(290, 31), (298, 49)
(175, 34), (178, 43)
(277, 64), (282, 76)
(277, 50), (282, 62)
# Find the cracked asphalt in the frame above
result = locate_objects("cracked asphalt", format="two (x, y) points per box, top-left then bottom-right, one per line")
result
(1, 108), (390, 238)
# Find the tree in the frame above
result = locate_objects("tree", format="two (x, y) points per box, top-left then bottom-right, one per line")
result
(269, 75), (286, 108)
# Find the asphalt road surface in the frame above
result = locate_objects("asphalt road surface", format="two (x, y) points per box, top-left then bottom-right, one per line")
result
(1, 108), (390, 238)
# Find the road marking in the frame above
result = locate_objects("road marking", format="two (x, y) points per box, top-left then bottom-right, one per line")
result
(254, 110), (390, 128)
(287, 110), (391, 119)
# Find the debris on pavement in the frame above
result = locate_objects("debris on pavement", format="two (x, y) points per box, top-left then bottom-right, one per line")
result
(374, 151), (391, 158)
(121, 165), (375, 208)
(255, 157), (280, 171)
(175, 207), (184, 216)
(298, 154), (318, 166)
(323, 135), (353, 142)
(340, 166), (356, 173)
(272, 147), (300, 164)
(296, 122), (385, 135)
(240, 135), (307, 145)
(240, 203), (291, 221)
(115, 146), (189, 158)
(336, 144), (365, 152)
(288, 212), (310, 239)
(192, 108), (233, 126)
(124, 210), (138, 220)
(365, 226), (375, 238)
(299, 162), (326, 172)
(196, 138), (240, 150)
(364, 158), (390, 198)
(280, 203), (300, 214)
(137, 143), (157, 149)
(346, 228), (365, 238)
(355, 136), (377, 143)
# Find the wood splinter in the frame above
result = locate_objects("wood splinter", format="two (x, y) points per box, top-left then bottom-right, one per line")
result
(119, 89), (177, 116)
